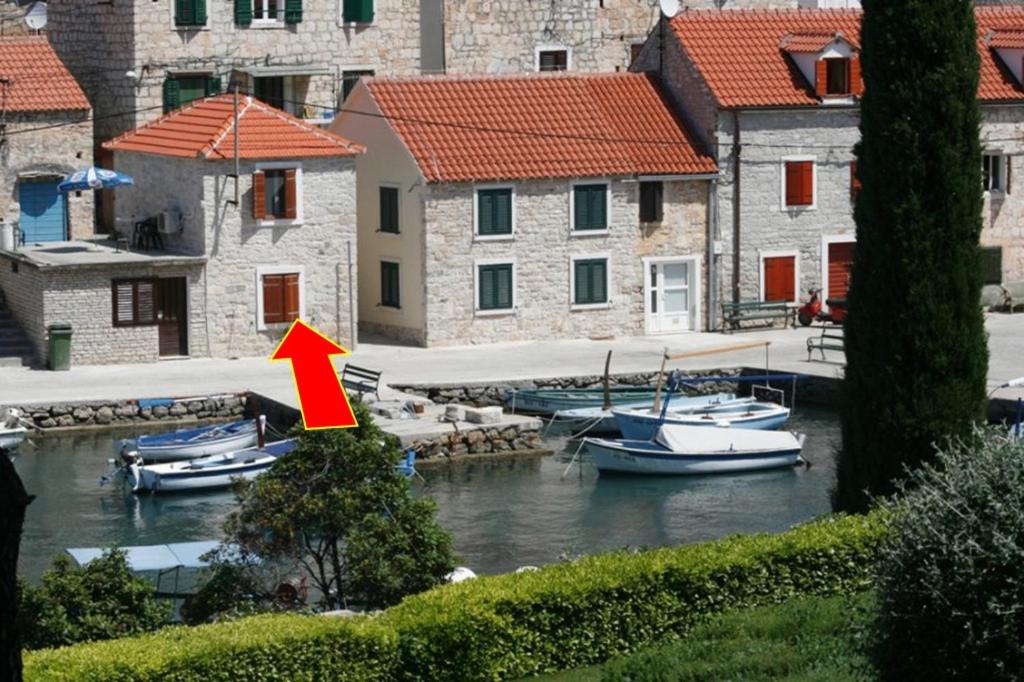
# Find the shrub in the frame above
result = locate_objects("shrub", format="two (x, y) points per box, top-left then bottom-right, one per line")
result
(17, 550), (171, 650)
(875, 428), (1024, 681)
(25, 512), (886, 681)
(179, 563), (270, 626)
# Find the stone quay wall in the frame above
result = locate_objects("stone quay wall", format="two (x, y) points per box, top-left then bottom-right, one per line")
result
(4, 393), (247, 430)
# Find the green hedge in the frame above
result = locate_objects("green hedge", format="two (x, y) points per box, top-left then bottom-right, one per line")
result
(25, 513), (886, 681)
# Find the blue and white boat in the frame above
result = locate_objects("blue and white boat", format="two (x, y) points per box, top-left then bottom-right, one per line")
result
(505, 387), (660, 415)
(553, 392), (749, 435)
(585, 425), (805, 476)
(612, 401), (790, 440)
(126, 439), (296, 494)
(118, 419), (258, 463)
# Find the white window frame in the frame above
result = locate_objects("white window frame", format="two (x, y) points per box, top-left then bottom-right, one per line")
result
(338, 0), (375, 26)
(255, 264), (305, 331)
(780, 156), (817, 211)
(569, 253), (612, 311)
(983, 151), (1008, 195)
(379, 257), (401, 310)
(820, 234), (856, 304)
(569, 179), (612, 236)
(474, 258), (517, 317)
(758, 250), (801, 304)
(255, 161), (303, 227)
(473, 184), (516, 242)
(535, 44), (572, 72)
(378, 182), (402, 236)
(642, 255), (703, 335)
(251, 0), (286, 27)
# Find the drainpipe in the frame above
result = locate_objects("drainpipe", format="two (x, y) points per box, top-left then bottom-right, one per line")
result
(707, 178), (718, 330)
(347, 240), (356, 350)
(731, 110), (742, 304)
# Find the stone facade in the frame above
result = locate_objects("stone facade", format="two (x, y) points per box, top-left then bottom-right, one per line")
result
(1, 111), (95, 241)
(980, 105), (1024, 286)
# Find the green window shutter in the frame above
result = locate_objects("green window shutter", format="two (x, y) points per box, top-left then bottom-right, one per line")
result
(205, 76), (222, 96)
(575, 184), (607, 230)
(344, 0), (374, 23)
(478, 191), (493, 235)
(381, 262), (400, 308)
(575, 259), (607, 305)
(163, 79), (181, 113)
(285, 0), (303, 24)
(380, 187), (399, 233)
(193, 0), (207, 25)
(477, 189), (512, 235)
(235, 0), (252, 24)
(981, 246), (1003, 286)
(175, 0), (206, 26)
(479, 264), (512, 310)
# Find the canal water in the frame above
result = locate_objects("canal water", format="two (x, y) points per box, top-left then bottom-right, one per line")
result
(14, 407), (839, 581)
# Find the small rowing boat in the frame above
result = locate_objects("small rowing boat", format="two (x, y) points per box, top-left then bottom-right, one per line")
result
(506, 387), (659, 415)
(584, 425), (805, 476)
(125, 439), (296, 493)
(612, 401), (791, 440)
(118, 419), (258, 463)
(0, 408), (28, 453)
(552, 392), (747, 435)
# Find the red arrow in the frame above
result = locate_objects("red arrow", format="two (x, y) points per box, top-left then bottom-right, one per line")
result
(270, 320), (359, 430)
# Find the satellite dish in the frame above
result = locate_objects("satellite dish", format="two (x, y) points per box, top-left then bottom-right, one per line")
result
(659, 0), (680, 18)
(23, 2), (48, 31)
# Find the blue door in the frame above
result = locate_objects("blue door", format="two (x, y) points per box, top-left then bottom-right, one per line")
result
(18, 180), (67, 243)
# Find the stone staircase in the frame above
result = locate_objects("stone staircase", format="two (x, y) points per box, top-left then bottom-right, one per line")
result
(0, 291), (36, 368)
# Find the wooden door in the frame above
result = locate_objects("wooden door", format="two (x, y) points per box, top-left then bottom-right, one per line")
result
(157, 278), (188, 357)
(763, 256), (796, 302)
(828, 242), (855, 301)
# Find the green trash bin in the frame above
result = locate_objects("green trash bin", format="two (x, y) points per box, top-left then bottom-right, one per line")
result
(47, 323), (73, 371)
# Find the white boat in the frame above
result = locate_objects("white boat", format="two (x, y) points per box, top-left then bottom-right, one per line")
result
(553, 393), (748, 434)
(1, 408), (28, 453)
(584, 424), (805, 476)
(126, 439), (296, 494)
(613, 401), (790, 440)
(118, 419), (258, 463)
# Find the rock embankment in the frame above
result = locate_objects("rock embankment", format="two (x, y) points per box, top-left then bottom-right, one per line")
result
(4, 394), (247, 430)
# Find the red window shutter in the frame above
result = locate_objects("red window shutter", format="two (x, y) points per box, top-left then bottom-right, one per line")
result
(764, 256), (796, 302)
(800, 162), (814, 205)
(815, 59), (828, 97)
(785, 162), (801, 206)
(850, 160), (861, 202)
(253, 171), (266, 220)
(283, 274), (300, 322)
(263, 274), (284, 324)
(850, 54), (863, 96)
(828, 242), (855, 300)
(284, 169), (298, 220)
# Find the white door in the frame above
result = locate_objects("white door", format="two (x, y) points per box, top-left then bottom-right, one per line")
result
(646, 260), (692, 333)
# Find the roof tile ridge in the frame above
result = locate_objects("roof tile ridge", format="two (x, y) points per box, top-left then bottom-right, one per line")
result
(202, 95), (251, 159)
(365, 71), (642, 86)
(248, 97), (366, 154)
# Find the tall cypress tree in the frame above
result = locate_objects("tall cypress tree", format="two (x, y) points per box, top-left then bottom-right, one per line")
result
(834, 0), (988, 513)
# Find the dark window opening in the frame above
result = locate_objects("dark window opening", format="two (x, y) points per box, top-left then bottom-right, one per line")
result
(639, 181), (664, 223)
(538, 49), (568, 72)
(254, 76), (285, 110)
(381, 261), (400, 308)
(264, 169), (287, 218)
(342, 70), (375, 102)
(982, 246), (1003, 286)
(825, 58), (850, 95)
(380, 186), (399, 234)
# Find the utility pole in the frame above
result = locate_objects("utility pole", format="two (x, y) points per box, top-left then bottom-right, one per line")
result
(230, 79), (241, 206)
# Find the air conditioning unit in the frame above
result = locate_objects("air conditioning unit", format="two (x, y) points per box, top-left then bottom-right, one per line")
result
(156, 210), (183, 235)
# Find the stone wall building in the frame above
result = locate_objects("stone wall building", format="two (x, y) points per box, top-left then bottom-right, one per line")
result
(633, 6), (1024, 327)
(0, 95), (362, 365)
(0, 36), (93, 244)
(332, 72), (716, 346)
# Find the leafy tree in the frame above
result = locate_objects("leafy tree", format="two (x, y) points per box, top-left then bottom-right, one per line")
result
(179, 563), (270, 625)
(2, 454), (32, 680)
(835, 0), (988, 513)
(222, 403), (456, 609)
(16, 550), (171, 650)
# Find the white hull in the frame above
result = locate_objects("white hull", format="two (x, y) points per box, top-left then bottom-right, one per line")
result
(587, 442), (802, 475)
(0, 426), (28, 452)
(132, 430), (259, 462)
(127, 440), (294, 493)
(554, 393), (747, 433)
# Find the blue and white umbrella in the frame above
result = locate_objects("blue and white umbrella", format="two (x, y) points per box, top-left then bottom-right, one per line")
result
(58, 167), (135, 193)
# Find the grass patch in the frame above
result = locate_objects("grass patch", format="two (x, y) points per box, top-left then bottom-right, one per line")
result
(529, 592), (876, 681)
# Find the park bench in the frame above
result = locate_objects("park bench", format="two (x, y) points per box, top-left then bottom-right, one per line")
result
(721, 300), (794, 333)
(806, 326), (845, 362)
(1001, 282), (1024, 313)
(340, 363), (383, 401)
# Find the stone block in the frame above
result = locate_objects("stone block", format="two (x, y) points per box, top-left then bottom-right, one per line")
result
(95, 407), (114, 424)
(444, 405), (466, 422)
(465, 406), (502, 425)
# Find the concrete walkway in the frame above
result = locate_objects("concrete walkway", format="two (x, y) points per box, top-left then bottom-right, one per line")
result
(2, 313), (1022, 408)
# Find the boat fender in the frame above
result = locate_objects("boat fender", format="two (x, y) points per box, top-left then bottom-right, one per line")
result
(128, 461), (142, 493)
(714, 420), (732, 428)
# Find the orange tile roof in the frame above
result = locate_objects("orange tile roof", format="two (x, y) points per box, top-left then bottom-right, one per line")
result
(669, 7), (1024, 108)
(986, 27), (1024, 50)
(104, 95), (364, 160)
(361, 72), (716, 184)
(780, 31), (857, 54)
(0, 36), (90, 112)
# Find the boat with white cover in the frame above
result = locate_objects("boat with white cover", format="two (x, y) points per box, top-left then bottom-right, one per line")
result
(584, 425), (805, 476)
(612, 401), (790, 440)
(126, 439), (296, 493)
(553, 393), (750, 435)
(1, 408), (28, 453)
(118, 419), (258, 463)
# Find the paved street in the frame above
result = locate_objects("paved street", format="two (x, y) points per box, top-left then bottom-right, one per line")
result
(2, 313), (1022, 410)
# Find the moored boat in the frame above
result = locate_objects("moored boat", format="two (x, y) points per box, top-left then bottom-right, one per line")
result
(506, 387), (660, 415)
(613, 401), (790, 440)
(125, 439), (296, 493)
(118, 419), (258, 463)
(584, 425), (805, 476)
(553, 392), (749, 435)
(1, 408), (28, 453)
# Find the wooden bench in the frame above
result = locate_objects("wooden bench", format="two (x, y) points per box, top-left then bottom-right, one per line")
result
(340, 363), (383, 401)
(807, 326), (845, 362)
(1001, 282), (1024, 313)
(721, 300), (794, 333)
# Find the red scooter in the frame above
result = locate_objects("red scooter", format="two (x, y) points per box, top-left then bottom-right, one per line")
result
(797, 289), (848, 326)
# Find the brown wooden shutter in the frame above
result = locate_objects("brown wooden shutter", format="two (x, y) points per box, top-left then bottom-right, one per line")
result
(284, 169), (298, 219)
(136, 280), (156, 324)
(800, 162), (814, 205)
(850, 54), (863, 96)
(283, 274), (300, 321)
(850, 160), (861, 202)
(253, 171), (266, 220)
(263, 274), (284, 324)
(815, 59), (828, 97)
(113, 281), (134, 326)
(764, 256), (796, 302)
